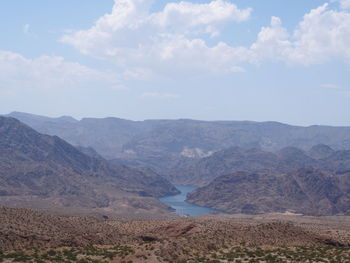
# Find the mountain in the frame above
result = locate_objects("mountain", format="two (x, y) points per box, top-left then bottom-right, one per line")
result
(168, 144), (350, 186)
(308, 144), (335, 159)
(168, 146), (320, 186)
(6, 111), (155, 160)
(171, 144), (350, 216)
(75, 145), (106, 160)
(6, 112), (350, 175)
(168, 147), (280, 186)
(277, 146), (317, 167)
(0, 116), (178, 217)
(186, 168), (350, 216)
(320, 150), (350, 175)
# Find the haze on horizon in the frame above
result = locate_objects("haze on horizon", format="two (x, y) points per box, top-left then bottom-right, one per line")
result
(1, 0), (350, 126)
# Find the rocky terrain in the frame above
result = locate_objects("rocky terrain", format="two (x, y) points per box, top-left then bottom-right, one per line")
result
(3, 113), (350, 218)
(168, 143), (350, 216)
(1, 206), (350, 262)
(0, 116), (178, 218)
(186, 168), (350, 216)
(169, 147), (284, 186)
(169, 145), (350, 186)
(6, 111), (350, 175)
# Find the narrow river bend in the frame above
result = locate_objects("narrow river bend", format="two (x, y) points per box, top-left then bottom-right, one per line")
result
(160, 185), (221, 216)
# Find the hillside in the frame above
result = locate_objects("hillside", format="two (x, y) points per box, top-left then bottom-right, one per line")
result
(0, 116), (178, 218)
(169, 145), (350, 186)
(1, 206), (350, 262)
(169, 147), (282, 186)
(6, 112), (350, 175)
(186, 168), (350, 216)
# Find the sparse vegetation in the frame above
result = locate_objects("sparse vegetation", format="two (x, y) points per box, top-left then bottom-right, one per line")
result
(0, 245), (349, 262)
(1, 206), (350, 262)
(0, 245), (134, 263)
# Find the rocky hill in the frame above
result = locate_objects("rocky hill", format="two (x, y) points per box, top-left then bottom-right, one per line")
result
(186, 168), (350, 216)
(6, 112), (350, 175)
(169, 147), (280, 186)
(308, 144), (335, 159)
(168, 145), (350, 186)
(0, 116), (178, 217)
(1, 206), (350, 262)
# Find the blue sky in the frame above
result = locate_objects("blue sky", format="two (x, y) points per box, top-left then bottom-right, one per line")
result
(1, 0), (350, 126)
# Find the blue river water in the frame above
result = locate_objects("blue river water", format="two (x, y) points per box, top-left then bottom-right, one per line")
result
(160, 185), (221, 216)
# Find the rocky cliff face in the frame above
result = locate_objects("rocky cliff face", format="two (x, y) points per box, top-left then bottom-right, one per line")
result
(186, 168), (350, 216)
(0, 117), (178, 215)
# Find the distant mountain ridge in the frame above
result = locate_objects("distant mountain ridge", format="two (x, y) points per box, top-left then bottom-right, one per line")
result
(6, 112), (350, 176)
(0, 116), (178, 217)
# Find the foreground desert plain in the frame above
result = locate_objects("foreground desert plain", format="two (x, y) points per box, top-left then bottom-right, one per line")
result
(1, 206), (350, 263)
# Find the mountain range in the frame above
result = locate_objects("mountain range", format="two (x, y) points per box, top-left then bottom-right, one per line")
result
(3, 111), (350, 217)
(6, 111), (350, 176)
(0, 116), (178, 218)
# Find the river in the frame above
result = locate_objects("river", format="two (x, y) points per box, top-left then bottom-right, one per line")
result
(160, 185), (221, 216)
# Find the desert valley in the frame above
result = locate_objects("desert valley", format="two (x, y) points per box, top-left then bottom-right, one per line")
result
(2, 0), (350, 261)
(1, 112), (350, 262)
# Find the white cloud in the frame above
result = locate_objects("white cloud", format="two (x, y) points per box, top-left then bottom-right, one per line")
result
(62, 0), (350, 77)
(229, 66), (246, 73)
(0, 50), (120, 91)
(23, 24), (30, 34)
(287, 4), (350, 65)
(335, 0), (350, 9)
(151, 0), (251, 33)
(320, 83), (340, 89)
(141, 92), (180, 99)
(110, 84), (129, 90)
(123, 67), (157, 80)
(251, 16), (292, 62)
(250, 3), (350, 65)
(61, 0), (252, 77)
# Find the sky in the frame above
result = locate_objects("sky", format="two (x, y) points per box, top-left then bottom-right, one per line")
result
(1, 0), (350, 126)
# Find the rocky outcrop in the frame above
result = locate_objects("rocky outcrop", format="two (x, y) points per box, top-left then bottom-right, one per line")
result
(186, 168), (350, 216)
